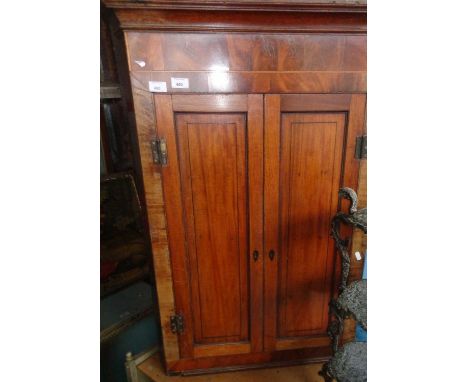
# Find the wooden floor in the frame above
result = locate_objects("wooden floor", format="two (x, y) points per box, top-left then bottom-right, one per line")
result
(138, 354), (325, 382)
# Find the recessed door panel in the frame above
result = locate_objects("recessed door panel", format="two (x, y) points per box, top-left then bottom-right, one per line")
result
(154, 93), (364, 366)
(176, 113), (249, 345)
(277, 113), (345, 338)
(155, 94), (264, 361)
(263, 94), (365, 352)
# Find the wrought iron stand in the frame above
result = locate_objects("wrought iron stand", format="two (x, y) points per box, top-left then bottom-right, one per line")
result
(319, 188), (367, 382)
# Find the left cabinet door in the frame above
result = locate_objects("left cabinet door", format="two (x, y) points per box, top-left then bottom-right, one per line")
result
(154, 95), (264, 361)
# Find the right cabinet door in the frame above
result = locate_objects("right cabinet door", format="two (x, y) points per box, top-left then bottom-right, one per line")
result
(263, 94), (366, 352)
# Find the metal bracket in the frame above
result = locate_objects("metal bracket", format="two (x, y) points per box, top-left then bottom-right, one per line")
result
(355, 135), (367, 159)
(170, 314), (184, 334)
(150, 138), (168, 166)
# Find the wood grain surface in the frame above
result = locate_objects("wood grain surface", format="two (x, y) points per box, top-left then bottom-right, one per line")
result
(131, 89), (179, 364)
(176, 113), (249, 346)
(126, 33), (366, 72)
(138, 352), (326, 381)
(125, 32), (366, 94)
(108, 1), (367, 373)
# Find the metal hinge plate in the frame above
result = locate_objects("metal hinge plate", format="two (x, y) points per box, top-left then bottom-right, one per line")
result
(355, 135), (367, 159)
(170, 314), (184, 334)
(150, 138), (168, 166)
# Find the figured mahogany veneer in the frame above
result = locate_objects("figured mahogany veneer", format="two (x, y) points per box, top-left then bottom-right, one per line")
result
(103, 0), (367, 375)
(126, 33), (366, 93)
(126, 33), (366, 71)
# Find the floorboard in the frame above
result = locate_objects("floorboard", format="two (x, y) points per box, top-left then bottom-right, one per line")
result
(138, 354), (325, 382)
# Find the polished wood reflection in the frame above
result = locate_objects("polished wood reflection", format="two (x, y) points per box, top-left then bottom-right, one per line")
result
(125, 32), (366, 94)
(127, 33), (366, 72)
(103, 0), (367, 374)
(114, 7), (366, 33)
(131, 71), (365, 94)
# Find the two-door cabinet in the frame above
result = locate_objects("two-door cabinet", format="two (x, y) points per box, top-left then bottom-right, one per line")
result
(103, 0), (367, 375)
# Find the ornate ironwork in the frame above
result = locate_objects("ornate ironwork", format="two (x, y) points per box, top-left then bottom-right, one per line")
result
(339, 187), (359, 214)
(331, 188), (367, 292)
(320, 187), (367, 382)
(328, 300), (345, 353)
(331, 216), (352, 293)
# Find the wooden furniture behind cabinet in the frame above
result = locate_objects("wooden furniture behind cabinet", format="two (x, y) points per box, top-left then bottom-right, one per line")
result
(103, 0), (367, 375)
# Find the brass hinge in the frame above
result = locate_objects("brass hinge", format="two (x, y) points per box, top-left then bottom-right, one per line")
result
(150, 138), (168, 166)
(355, 135), (367, 159)
(170, 314), (184, 334)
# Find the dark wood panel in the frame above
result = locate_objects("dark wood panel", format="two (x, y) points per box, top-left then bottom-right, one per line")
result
(277, 113), (345, 338)
(113, 7), (366, 33)
(264, 94), (281, 352)
(280, 94), (351, 111)
(275, 336), (331, 351)
(105, 1), (366, 13)
(193, 343), (251, 359)
(264, 94), (364, 353)
(130, 71), (366, 94)
(247, 94), (265, 353)
(172, 94), (248, 112)
(175, 113), (249, 345)
(155, 94), (264, 361)
(127, 33), (366, 72)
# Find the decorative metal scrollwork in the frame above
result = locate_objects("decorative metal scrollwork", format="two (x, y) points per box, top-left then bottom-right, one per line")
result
(321, 187), (367, 382)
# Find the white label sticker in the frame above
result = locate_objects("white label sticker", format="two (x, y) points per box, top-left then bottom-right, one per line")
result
(355, 251), (362, 261)
(171, 77), (189, 89)
(148, 81), (167, 93)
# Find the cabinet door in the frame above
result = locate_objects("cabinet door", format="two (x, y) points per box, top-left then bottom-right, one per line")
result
(264, 94), (366, 351)
(155, 95), (264, 360)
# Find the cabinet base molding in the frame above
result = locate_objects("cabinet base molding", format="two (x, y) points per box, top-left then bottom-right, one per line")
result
(167, 347), (332, 375)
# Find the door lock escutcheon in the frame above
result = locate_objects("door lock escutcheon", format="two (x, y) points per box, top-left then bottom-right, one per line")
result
(269, 250), (275, 261)
(253, 250), (259, 262)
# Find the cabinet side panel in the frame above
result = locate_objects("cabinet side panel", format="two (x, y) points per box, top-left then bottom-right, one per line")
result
(131, 87), (180, 363)
(343, 97), (367, 342)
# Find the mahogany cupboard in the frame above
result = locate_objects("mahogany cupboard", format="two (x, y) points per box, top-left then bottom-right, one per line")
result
(103, 0), (367, 375)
